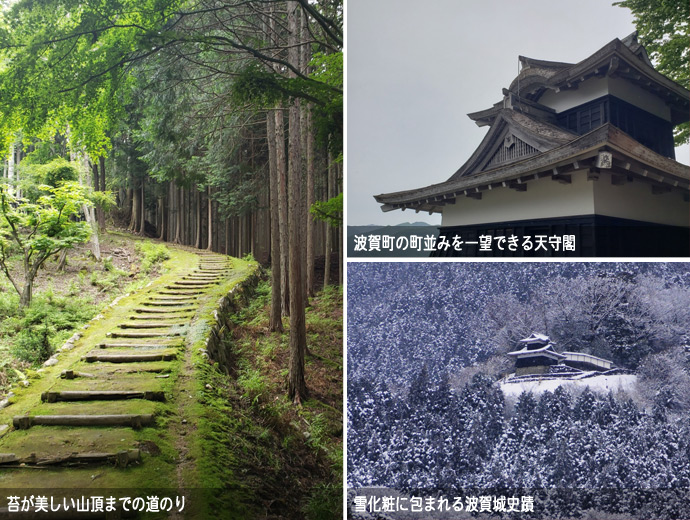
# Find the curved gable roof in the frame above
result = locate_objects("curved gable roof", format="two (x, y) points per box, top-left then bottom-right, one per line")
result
(508, 56), (573, 95)
(470, 34), (689, 129)
(374, 123), (690, 214)
(509, 35), (689, 125)
(448, 109), (577, 181)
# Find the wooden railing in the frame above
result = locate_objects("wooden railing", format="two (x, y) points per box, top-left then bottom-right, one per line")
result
(562, 351), (613, 370)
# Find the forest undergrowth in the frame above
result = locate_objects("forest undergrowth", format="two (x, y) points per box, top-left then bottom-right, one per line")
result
(193, 279), (343, 519)
(0, 231), (170, 398)
(348, 263), (690, 520)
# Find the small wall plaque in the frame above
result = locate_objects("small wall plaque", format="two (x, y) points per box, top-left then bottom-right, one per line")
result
(596, 151), (613, 169)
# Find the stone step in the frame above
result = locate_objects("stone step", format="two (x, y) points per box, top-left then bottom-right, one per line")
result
(84, 352), (177, 363)
(149, 294), (197, 299)
(165, 289), (211, 294)
(13, 414), (154, 429)
(171, 281), (216, 286)
(60, 370), (96, 379)
(120, 322), (182, 329)
(134, 307), (194, 314)
(107, 331), (181, 338)
(148, 295), (196, 301)
(0, 449), (141, 467)
(164, 290), (210, 294)
(158, 290), (203, 296)
(141, 301), (194, 307)
(128, 314), (191, 321)
(97, 342), (177, 349)
(41, 391), (165, 403)
(145, 302), (194, 308)
(165, 287), (212, 293)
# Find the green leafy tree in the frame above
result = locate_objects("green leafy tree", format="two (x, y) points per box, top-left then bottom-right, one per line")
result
(0, 181), (92, 307)
(19, 157), (78, 202)
(614, 0), (689, 144)
(309, 51), (343, 155)
(310, 192), (342, 227)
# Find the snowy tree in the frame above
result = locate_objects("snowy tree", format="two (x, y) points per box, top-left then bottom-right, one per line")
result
(347, 262), (690, 517)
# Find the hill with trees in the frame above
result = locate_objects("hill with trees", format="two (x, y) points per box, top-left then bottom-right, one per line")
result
(348, 263), (690, 519)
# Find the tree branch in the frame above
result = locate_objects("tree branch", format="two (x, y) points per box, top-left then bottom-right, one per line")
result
(295, 0), (343, 48)
(0, 242), (22, 297)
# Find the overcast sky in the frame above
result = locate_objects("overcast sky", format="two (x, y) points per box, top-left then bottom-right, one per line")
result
(346, 0), (690, 226)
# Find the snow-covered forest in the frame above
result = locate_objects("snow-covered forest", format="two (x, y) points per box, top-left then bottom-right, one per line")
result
(347, 263), (690, 519)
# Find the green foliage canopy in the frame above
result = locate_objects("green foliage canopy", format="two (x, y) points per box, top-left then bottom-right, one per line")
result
(0, 0), (343, 157)
(310, 192), (342, 228)
(0, 0), (185, 155)
(0, 181), (92, 306)
(231, 51), (343, 154)
(614, 0), (690, 144)
(19, 158), (79, 202)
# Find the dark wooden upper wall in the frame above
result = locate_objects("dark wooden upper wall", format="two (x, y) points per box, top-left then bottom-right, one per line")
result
(556, 95), (675, 159)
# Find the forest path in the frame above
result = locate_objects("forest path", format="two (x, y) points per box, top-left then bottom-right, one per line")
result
(0, 247), (252, 515)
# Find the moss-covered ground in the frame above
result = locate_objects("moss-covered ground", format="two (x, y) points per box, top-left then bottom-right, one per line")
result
(182, 281), (343, 519)
(0, 235), (342, 520)
(0, 231), (169, 394)
(0, 239), (261, 518)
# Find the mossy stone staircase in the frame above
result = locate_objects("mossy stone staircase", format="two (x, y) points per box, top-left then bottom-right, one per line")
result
(0, 247), (254, 515)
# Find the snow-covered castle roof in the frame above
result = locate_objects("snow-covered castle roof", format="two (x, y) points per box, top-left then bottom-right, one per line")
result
(518, 333), (551, 345)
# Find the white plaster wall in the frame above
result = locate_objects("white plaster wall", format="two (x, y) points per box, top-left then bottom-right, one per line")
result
(537, 76), (671, 121)
(608, 77), (671, 121)
(441, 173), (595, 227)
(593, 172), (689, 226)
(538, 77), (609, 113)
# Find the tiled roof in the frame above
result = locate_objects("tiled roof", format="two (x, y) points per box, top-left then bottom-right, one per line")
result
(375, 123), (689, 214)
